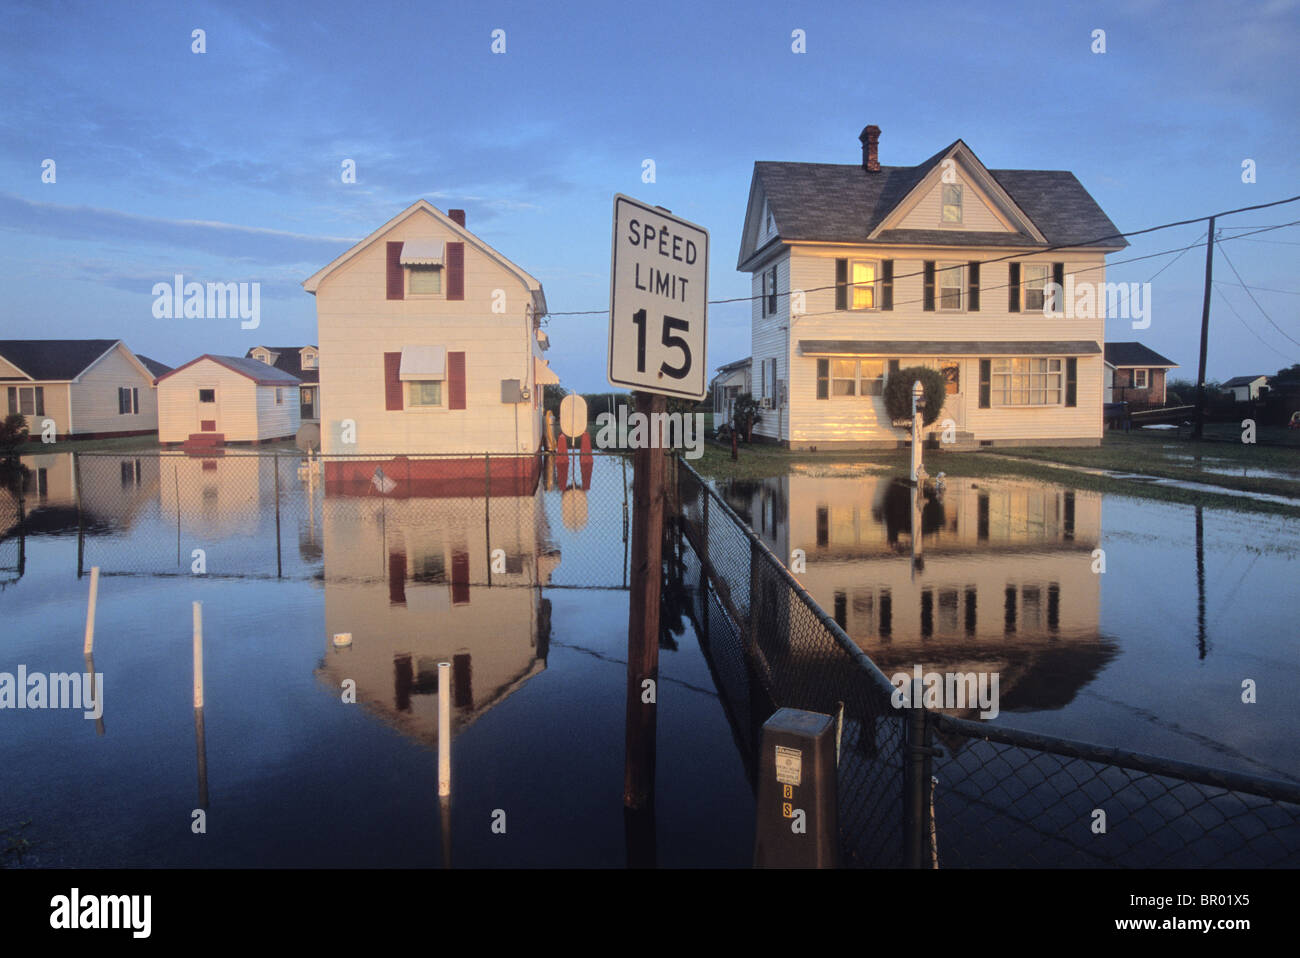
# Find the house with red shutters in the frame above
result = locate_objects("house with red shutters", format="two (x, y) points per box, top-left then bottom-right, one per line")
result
(303, 200), (557, 494)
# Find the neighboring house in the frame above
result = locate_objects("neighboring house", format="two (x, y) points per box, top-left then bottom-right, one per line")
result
(246, 345), (321, 422)
(0, 339), (163, 440)
(1104, 342), (1178, 406)
(135, 355), (174, 380)
(711, 356), (751, 423)
(736, 125), (1126, 448)
(154, 354), (302, 444)
(303, 200), (553, 495)
(1221, 375), (1269, 402)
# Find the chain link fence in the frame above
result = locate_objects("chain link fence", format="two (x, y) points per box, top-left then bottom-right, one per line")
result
(674, 457), (1300, 868)
(69, 450), (631, 590)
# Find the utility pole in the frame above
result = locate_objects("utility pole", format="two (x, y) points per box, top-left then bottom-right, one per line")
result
(1192, 216), (1216, 440)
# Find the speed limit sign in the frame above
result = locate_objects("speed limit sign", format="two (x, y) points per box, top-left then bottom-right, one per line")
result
(607, 194), (708, 400)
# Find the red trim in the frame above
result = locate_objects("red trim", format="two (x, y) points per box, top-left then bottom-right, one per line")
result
(388, 549), (407, 605)
(446, 242), (464, 300)
(447, 351), (466, 410)
(386, 241), (404, 300)
(384, 352), (403, 410)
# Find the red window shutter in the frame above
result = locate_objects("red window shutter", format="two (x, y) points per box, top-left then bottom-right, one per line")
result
(448, 351), (466, 409)
(388, 550), (407, 605)
(446, 242), (464, 301)
(384, 352), (404, 410)
(386, 241), (404, 300)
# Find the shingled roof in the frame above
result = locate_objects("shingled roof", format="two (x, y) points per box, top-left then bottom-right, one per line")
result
(743, 138), (1126, 267)
(0, 340), (121, 381)
(1104, 342), (1177, 368)
(156, 354), (303, 386)
(245, 345), (319, 384)
(134, 354), (173, 378)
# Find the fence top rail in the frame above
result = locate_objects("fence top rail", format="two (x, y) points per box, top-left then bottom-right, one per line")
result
(70, 449), (631, 460)
(676, 455), (899, 702)
(932, 711), (1300, 805)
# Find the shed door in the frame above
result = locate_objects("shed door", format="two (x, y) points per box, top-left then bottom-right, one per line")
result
(196, 385), (219, 432)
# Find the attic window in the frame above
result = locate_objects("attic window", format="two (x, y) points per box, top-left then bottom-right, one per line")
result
(409, 267), (442, 294)
(301, 351), (317, 369)
(765, 203), (775, 235)
(942, 184), (963, 224)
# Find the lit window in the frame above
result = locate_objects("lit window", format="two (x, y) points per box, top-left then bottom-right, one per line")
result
(831, 359), (857, 396)
(1024, 264), (1049, 312)
(938, 263), (965, 310)
(942, 184), (963, 224)
(850, 261), (877, 310)
(829, 359), (884, 397)
(410, 381), (443, 406)
(991, 358), (1063, 406)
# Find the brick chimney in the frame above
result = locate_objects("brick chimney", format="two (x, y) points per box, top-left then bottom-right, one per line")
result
(448, 209), (466, 226)
(859, 125), (881, 173)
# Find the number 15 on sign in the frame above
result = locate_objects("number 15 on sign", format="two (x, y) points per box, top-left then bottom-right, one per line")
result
(608, 194), (709, 400)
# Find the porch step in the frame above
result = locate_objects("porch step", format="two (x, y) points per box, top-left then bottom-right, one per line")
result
(184, 433), (226, 448)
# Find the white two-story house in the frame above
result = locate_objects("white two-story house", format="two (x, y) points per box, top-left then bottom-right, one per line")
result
(303, 201), (556, 495)
(737, 125), (1126, 448)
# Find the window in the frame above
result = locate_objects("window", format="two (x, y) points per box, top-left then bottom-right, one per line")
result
(1133, 369), (1149, 389)
(938, 263), (965, 310)
(409, 381), (443, 406)
(829, 358), (885, 397)
(850, 260), (877, 310)
(761, 266), (777, 316)
(275, 387), (284, 405)
(253, 349), (271, 364)
(990, 358), (1064, 406)
(8, 386), (44, 417)
(409, 266), (442, 294)
(198, 389), (215, 403)
(301, 351), (317, 369)
(118, 387), (132, 415)
(1023, 264), (1049, 312)
(942, 183), (963, 224)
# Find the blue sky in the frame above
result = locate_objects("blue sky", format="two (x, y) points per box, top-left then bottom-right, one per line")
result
(1, 0), (1297, 390)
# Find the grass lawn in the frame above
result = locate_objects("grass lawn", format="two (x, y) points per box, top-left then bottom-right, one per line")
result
(690, 433), (1300, 519)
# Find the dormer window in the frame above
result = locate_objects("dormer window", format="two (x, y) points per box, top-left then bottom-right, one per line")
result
(942, 184), (963, 224)
(253, 349), (272, 364)
(301, 350), (317, 370)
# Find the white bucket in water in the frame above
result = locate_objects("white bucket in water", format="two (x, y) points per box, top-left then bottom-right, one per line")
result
(332, 632), (353, 648)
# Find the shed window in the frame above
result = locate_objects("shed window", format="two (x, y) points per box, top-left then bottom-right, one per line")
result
(275, 387), (284, 405)
(198, 389), (216, 403)
(1133, 369), (1149, 389)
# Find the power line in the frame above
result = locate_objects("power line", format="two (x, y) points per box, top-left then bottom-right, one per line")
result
(1212, 285), (1298, 364)
(1213, 238), (1300, 348)
(543, 195), (1300, 317)
(1214, 280), (1300, 296)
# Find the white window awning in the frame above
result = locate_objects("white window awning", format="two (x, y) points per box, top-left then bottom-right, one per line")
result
(399, 345), (447, 380)
(534, 357), (560, 385)
(399, 240), (445, 266)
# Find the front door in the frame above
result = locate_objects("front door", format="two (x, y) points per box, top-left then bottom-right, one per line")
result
(938, 359), (964, 430)
(300, 386), (315, 421)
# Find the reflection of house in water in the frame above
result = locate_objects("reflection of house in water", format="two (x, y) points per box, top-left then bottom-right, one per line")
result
(156, 454), (278, 539)
(15, 452), (160, 535)
(316, 485), (560, 746)
(727, 474), (1116, 718)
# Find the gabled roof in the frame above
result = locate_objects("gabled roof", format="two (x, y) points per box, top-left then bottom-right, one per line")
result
(1222, 374), (1269, 388)
(715, 356), (752, 373)
(156, 354), (303, 386)
(739, 139), (1127, 269)
(1104, 342), (1177, 368)
(246, 345), (319, 384)
(0, 340), (121, 381)
(134, 354), (173, 378)
(301, 199), (547, 315)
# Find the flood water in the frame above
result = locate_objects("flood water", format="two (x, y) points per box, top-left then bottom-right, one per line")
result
(717, 469), (1300, 784)
(0, 452), (752, 867)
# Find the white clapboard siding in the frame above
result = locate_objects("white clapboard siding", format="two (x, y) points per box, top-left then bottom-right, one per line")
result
(315, 206), (542, 456)
(750, 250), (791, 441)
(70, 343), (159, 434)
(157, 358), (299, 443)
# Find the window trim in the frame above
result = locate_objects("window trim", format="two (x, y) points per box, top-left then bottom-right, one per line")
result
(1023, 263), (1049, 313)
(848, 259), (880, 311)
(942, 183), (963, 224)
(407, 265), (444, 296)
(407, 379), (446, 410)
(988, 357), (1065, 407)
(827, 357), (886, 398)
(1133, 368), (1149, 389)
(937, 262), (966, 311)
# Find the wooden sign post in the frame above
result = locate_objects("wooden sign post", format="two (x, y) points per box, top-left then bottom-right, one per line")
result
(624, 391), (666, 810)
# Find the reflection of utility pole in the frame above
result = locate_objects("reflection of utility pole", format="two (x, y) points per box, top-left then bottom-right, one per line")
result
(1195, 506), (1207, 660)
(910, 482), (924, 577)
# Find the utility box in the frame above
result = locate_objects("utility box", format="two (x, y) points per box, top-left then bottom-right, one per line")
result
(500, 379), (524, 403)
(754, 708), (839, 868)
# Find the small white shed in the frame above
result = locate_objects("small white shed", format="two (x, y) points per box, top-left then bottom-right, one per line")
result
(155, 354), (302, 444)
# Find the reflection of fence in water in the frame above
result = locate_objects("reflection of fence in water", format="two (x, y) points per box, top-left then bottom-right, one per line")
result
(70, 451), (631, 589)
(675, 457), (1300, 868)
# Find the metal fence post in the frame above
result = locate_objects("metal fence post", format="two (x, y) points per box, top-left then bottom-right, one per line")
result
(273, 452), (282, 578)
(73, 451), (84, 577)
(484, 453), (492, 588)
(904, 677), (935, 868)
